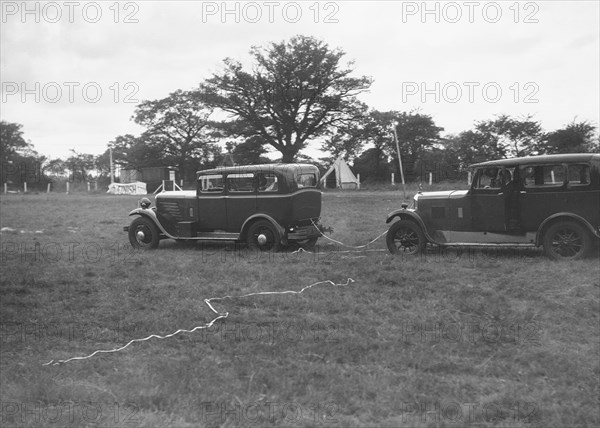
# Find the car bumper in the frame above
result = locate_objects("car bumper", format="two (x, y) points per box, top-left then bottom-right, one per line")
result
(287, 223), (322, 240)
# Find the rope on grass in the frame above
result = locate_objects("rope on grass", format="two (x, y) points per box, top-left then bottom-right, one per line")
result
(303, 219), (388, 250)
(42, 278), (355, 366)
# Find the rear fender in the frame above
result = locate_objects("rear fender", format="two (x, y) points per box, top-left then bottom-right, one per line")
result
(536, 213), (600, 245)
(241, 214), (286, 244)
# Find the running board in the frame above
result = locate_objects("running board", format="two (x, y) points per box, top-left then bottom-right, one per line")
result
(436, 242), (537, 247)
(174, 232), (240, 241)
(435, 231), (537, 245)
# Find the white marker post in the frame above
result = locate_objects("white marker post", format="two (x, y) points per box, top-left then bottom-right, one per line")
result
(47, 183), (51, 193)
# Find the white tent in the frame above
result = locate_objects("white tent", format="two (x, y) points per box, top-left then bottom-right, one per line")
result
(320, 156), (360, 189)
(107, 182), (147, 195)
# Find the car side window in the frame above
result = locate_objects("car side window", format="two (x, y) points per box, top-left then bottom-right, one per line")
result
(568, 164), (590, 186)
(227, 173), (255, 193)
(474, 167), (500, 189)
(522, 165), (565, 188)
(297, 173), (317, 188)
(257, 173), (279, 192)
(199, 175), (224, 192)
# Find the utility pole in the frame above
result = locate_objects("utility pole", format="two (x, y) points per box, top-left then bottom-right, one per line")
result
(109, 148), (114, 184)
(392, 123), (407, 199)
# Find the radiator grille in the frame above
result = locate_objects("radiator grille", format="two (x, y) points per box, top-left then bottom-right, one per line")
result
(158, 201), (182, 221)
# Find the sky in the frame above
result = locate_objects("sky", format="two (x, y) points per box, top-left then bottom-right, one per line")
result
(1, 0), (599, 161)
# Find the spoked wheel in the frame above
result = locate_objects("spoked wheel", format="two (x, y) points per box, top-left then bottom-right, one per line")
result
(247, 220), (281, 252)
(543, 221), (591, 260)
(386, 220), (425, 255)
(128, 217), (160, 250)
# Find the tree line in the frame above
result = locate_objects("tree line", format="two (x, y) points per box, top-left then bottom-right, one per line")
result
(1, 35), (598, 189)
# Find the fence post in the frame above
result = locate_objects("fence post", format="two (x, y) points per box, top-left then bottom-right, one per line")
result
(4, 183), (7, 194)
(429, 172), (433, 186)
(94, 181), (98, 192)
(87, 182), (91, 192)
(391, 173), (395, 185)
(47, 183), (51, 193)
(66, 181), (69, 194)
(24, 182), (27, 193)
(357, 173), (361, 190)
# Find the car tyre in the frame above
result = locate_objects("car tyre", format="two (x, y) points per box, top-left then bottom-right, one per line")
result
(247, 220), (282, 252)
(543, 221), (591, 260)
(129, 217), (160, 250)
(386, 220), (426, 255)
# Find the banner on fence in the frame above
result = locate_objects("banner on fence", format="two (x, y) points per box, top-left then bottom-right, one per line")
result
(107, 182), (147, 195)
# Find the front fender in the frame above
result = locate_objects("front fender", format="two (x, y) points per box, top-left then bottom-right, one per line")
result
(128, 208), (176, 238)
(386, 209), (439, 244)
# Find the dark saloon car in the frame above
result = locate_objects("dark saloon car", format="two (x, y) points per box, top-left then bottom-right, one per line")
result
(386, 154), (600, 260)
(125, 164), (323, 251)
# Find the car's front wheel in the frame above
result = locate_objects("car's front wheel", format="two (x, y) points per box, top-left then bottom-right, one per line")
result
(247, 220), (281, 252)
(128, 217), (160, 250)
(386, 220), (426, 255)
(543, 221), (592, 260)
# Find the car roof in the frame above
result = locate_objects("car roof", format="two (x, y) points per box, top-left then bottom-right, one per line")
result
(470, 153), (599, 168)
(197, 163), (318, 176)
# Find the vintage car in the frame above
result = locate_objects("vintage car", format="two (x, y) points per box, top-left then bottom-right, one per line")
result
(386, 153), (600, 260)
(125, 164), (324, 251)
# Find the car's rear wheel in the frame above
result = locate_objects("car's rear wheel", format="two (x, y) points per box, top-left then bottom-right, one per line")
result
(128, 217), (160, 250)
(247, 220), (281, 252)
(386, 220), (426, 255)
(543, 221), (591, 260)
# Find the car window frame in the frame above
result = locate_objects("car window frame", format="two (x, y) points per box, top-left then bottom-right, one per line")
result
(520, 163), (567, 192)
(225, 172), (256, 194)
(198, 174), (225, 194)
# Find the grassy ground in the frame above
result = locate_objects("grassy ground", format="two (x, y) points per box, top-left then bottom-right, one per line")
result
(1, 190), (598, 427)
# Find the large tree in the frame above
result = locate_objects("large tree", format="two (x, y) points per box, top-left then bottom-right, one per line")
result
(1, 121), (31, 160)
(0, 121), (47, 187)
(132, 89), (217, 182)
(106, 134), (167, 170)
(475, 114), (542, 158)
(539, 120), (598, 154)
(392, 111), (444, 180)
(201, 35), (372, 162)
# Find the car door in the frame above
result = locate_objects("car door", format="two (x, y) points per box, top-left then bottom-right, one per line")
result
(518, 163), (567, 231)
(470, 167), (507, 232)
(197, 174), (228, 231)
(225, 173), (257, 232)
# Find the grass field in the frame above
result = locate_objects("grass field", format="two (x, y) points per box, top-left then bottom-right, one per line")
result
(1, 190), (599, 427)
